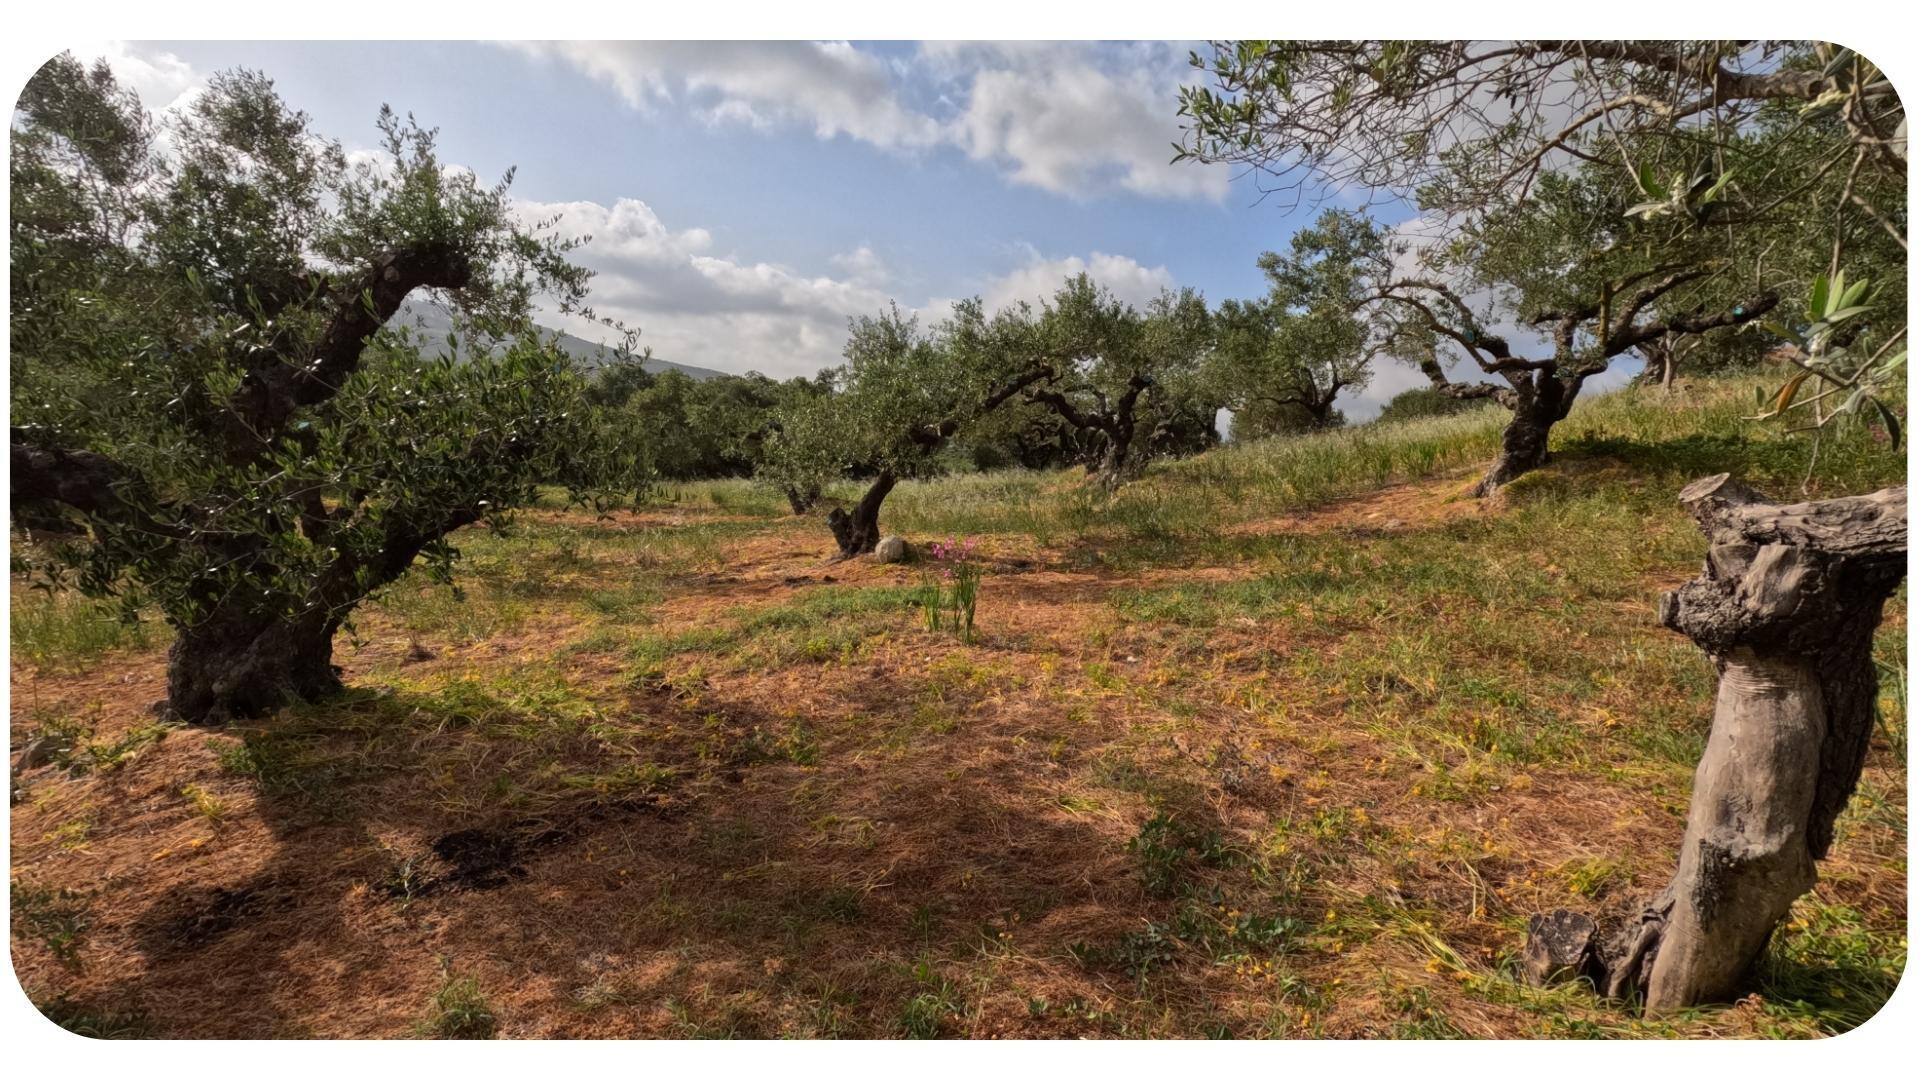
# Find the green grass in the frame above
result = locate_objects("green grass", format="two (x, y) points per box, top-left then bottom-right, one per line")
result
(662, 377), (1898, 562)
(626, 585), (924, 674)
(421, 971), (498, 1039)
(9, 590), (151, 670)
(10, 374), (1905, 1039)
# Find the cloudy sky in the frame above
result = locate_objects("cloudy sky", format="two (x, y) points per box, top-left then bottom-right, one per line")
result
(87, 39), (1478, 416)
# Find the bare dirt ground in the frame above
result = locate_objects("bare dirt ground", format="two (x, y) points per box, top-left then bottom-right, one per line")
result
(9, 468), (1907, 1039)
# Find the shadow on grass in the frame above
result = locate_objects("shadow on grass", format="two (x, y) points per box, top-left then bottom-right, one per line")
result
(60, 662), (1157, 1038)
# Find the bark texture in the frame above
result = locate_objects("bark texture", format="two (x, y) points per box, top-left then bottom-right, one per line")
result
(1476, 407), (1555, 495)
(1525, 474), (1906, 1014)
(166, 611), (343, 725)
(827, 472), (897, 558)
(784, 483), (821, 516)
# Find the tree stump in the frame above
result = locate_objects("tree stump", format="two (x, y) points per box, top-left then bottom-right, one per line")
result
(1523, 911), (1600, 986)
(1525, 474), (1906, 1014)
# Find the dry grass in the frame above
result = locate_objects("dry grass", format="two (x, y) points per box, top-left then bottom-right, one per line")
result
(9, 381), (1906, 1039)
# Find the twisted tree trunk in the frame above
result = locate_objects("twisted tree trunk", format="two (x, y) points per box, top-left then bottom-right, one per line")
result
(1475, 408), (1554, 496)
(784, 483), (820, 515)
(1474, 381), (1566, 497)
(826, 472), (896, 558)
(167, 609), (343, 725)
(1525, 474), (1906, 1014)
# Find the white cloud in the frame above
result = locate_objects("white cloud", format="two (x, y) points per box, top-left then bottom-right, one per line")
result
(937, 43), (1226, 201)
(65, 40), (200, 114)
(521, 197), (1182, 381)
(974, 247), (1178, 314)
(829, 246), (888, 287)
(509, 40), (1228, 202)
(507, 41), (944, 150)
(516, 196), (895, 379)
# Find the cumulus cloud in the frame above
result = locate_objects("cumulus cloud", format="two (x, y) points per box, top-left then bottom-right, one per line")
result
(509, 40), (1228, 202)
(67, 40), (200, 113)
(506, 41), (944, 150)
(933, 42), (1226, 201)
(519, 196), (1184, 381)
(514, 196), (898, 378)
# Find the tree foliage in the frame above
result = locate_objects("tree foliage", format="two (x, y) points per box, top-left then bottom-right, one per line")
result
(1178, 40), (1905, 490)
(1022, 275), (1216, 487)
(1210, 209), (1383, 432)
(10, 54), (640, 722)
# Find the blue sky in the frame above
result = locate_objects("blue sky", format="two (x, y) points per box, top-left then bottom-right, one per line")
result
(89, 40), (1449, 412)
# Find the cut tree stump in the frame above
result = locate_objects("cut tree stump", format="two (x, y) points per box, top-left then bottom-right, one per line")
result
(1525, 474), (1907, 1014)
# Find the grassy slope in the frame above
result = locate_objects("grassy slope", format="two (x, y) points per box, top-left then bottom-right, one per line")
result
(9, 377), (1907, 1039)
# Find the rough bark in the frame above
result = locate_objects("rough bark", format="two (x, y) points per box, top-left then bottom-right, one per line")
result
(1473, 380), (1567, 496)
(1475, 409), (1555, 496)
(165, 610), (343, 725)
(826, 472), (897, 558)
(1095, 428), (1136, 491)
(1526, 475), (1906, 1014)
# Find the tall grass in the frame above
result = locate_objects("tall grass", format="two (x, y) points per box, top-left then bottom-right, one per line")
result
(867, 377), (1900, 550)
(9, 588), (152, 670)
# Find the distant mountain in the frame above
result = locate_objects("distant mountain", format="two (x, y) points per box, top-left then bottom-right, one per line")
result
(391, 303), (727, 382)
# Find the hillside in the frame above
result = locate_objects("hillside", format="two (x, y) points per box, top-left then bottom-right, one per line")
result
(9, 379), (1906, 1039)
(394, 303), (728, 381)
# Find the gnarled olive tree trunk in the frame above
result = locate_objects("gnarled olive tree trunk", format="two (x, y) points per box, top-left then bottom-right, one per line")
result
(784, 483), (821, 515)
(826, 472), (897, 558)
(1473, 379), (1569, 497)
(167, 609), (344, 725)
(1525, 474), (1906, 1014)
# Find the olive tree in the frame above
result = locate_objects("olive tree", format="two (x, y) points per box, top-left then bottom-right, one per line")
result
(760, 300), (1051, 557)
(1211, 209), (1384, 433)
(1023, 275), (1214, 489)
(1374, 164), (1777, 493)
(1178, 41), (1910, 1015)
(10, 56), (637, 723)
(1178, 41), (1905, 460)
(1176, 41), (1902, 223)
(1525, 477), (1906, 1014)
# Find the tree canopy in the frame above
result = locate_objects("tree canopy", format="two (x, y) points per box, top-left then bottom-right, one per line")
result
(10, 54), (639, 721)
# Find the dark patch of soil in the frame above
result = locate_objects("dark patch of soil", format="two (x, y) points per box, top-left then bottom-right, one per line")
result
(144, 882), (297, 952)
(431, 827), (530, 891)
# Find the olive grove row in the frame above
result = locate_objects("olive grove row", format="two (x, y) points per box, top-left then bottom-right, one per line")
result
(8, 42), (1907, 1018)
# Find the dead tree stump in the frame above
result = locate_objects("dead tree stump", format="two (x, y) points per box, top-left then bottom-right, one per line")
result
(1525, 473), (1906, 1015)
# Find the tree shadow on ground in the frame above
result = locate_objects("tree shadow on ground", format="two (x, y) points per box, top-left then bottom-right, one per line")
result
(61, 661), (1185, 1038)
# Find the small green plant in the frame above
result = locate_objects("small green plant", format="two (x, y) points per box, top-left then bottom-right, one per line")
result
(383, 851), (429, 908)
(180, 783), (227, 822)
(918, 536), (983, 643)
(1560, 857), (1628, 899)
(898, 959), (963, 1038)
(1127, 813), (1235, 898)
(422, 969), (497, 1039)
(12, 881), (92, 967)
(26, 710), (176, 777)
(1389, 986), (1470, 1039)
